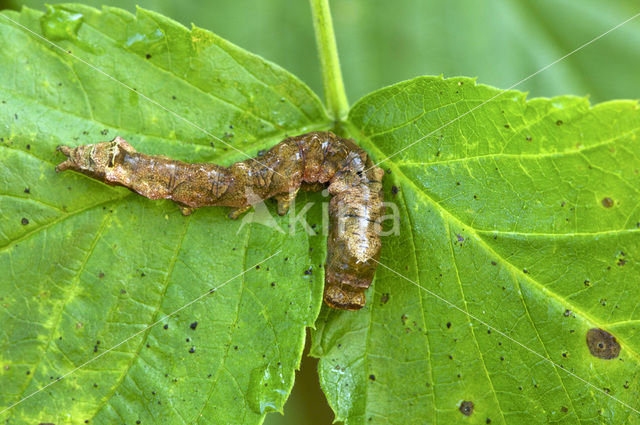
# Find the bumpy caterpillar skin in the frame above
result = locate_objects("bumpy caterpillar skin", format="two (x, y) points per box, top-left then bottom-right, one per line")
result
(55, 131), (384, 310)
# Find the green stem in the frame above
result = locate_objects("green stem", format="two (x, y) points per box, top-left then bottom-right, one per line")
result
(309, 0), (349, 121)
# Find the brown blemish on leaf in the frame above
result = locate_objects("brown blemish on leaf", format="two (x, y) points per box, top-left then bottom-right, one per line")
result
(459, 401), (474, 416)
(601, 197), (614, 208)
(21, 217), (29, 225)
(586, 328), (621, 359)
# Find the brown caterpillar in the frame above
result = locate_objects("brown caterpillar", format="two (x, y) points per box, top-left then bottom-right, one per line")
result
(55, 131), (384, 310)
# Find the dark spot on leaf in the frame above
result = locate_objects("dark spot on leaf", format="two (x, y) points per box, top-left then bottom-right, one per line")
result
(145, 54), (151, 59)
(586, 328), (620, 359)
(163, 324), (169, 330)
(24, 188), (30, 194)
(456, 234), (464, 242)
(369, 374), (375, 381)
(26, 144), (30, 150)
(490, 261), (497, 266)
(563, 309), (572, 317)
(234, 345), (238, 350)
(526, 136), (532, 141)
(189, 347), (195, 353)
(391, 185), (399, 195)
(556, 120), (563, 126)
(185, 338), (190, 342)
(584, 280), (591, 286)
(446, 322), (451, 329)
(270, 282), (276, 287)
(601, 197), (614, 208)
(98, 272), (104, 279)
(190, 321), (198, 330)
(459, 401), (474, 416)
(504, 124), (510, 128)
(561, 406), (568, 413)
(486, 419), (492, 424)
(401, 314), (408, 325)
(523, 269), (528, 274)
(21, 218), (29, 225)
(255, 265), (260, 269)
(380, 293), (389, 304)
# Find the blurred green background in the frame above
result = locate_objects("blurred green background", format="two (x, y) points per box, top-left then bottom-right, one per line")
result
(1, 0), (638, 423)
(3, 0), (638, 106)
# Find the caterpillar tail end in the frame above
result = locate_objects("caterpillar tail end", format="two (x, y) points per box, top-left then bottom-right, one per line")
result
(323, 284), (366, 311)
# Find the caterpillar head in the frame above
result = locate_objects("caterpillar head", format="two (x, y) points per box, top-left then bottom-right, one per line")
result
(56, 137), (136, 179)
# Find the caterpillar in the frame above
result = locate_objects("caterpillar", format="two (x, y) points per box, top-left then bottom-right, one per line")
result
(55, 131), (385, 310)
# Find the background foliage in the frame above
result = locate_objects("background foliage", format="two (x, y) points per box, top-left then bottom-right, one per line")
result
(4, 0), (640, 105)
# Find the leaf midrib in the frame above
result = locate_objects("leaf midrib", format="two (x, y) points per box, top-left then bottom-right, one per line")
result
(396, 127), (639, 167)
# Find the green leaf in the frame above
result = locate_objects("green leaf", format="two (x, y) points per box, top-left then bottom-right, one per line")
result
(312, 76), (640, 424)
(0, 4), (330, 424)
(3, 2), (640, 424)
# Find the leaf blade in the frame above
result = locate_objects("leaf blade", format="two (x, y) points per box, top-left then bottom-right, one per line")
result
(0, 4), (330, 424)
(314, 76), (640, 424)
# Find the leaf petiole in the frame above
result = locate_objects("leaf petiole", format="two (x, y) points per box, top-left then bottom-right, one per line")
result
(309, 0), (349, 121)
